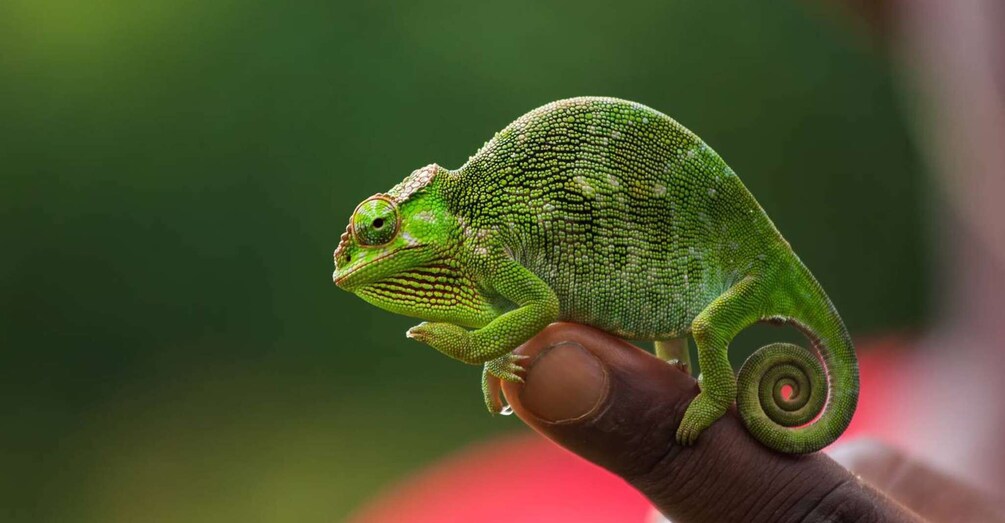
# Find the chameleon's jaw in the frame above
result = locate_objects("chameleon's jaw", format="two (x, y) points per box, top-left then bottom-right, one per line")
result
(333, 245), (428, 292)
(332, 257), (375, 291)
(332, 268), (347, 287)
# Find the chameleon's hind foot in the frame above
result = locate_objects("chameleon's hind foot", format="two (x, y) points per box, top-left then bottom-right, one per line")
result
(482, 354), (529, 414)
(655, 339), (692, 375)
(676, 392), (729, 445)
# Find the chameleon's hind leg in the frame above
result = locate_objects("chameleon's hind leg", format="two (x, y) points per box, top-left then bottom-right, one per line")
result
(655, 338), (691, 374)
(677, 277), (762, 445)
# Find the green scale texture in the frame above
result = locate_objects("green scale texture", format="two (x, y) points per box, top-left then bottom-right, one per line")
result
(333, 97), (859, 454)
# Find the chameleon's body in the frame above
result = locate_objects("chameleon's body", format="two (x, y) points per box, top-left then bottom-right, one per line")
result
(333, 97), (858, 453)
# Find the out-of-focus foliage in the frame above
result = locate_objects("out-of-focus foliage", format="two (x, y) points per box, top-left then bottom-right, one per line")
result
(0, 0), (923, 521)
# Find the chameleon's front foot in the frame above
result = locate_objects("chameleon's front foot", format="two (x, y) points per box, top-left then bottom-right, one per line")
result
(406, 322), (473, 362)
(485, 353), (528, 382)
(408, 322), (528, 413)
(676, 392), (730, 446)
(481, 353), (529, 413)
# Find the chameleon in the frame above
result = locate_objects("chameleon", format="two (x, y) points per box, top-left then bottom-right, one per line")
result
(332, 97), (859, 453)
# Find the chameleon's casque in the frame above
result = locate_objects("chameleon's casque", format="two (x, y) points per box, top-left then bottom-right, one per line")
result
(333, 97), (859, 454)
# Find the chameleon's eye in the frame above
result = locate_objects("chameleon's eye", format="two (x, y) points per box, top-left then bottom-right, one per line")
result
(351, 195), (400, 246)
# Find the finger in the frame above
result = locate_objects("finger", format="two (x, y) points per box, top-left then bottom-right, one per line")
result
(829, 439), (1005, 522)
(501, 323), (922, 523)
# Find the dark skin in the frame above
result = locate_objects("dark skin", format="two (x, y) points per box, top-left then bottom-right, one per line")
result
(501, 323), (1004, 523)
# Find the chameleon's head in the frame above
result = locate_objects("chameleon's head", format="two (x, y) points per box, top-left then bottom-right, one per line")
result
(333, 164), (481, 322)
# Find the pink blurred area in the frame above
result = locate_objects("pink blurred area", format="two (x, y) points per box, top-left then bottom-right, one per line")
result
(350, 337), (909, 523)
(349, 433), (652, 523)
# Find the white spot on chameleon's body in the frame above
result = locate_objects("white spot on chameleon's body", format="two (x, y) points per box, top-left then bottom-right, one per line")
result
(654, 183), (666, 196)
(466, 227), (491, 241)
(608, 174), (619, 187)
(401, 232), (420, 246)
(415, 210), (437, 223)
(455, 216), (469, 232)
(543, 202), (555, 212)
(611, 130), (622, 139)
(574, 176), (596, 197)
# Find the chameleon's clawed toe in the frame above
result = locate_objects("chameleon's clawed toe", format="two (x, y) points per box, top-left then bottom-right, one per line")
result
(675, 393), (727, 446)
(481, 355), (529, 414)
(482, 366), (505, 414)
(486, 353), (529, 383)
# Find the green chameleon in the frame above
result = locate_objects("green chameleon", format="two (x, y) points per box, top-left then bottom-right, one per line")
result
(332, 97), (858, 453)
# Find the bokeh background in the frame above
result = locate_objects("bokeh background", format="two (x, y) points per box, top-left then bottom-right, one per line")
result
(1, 1), (926, 521)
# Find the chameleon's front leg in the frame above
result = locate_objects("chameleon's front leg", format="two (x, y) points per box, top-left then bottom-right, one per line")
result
(677, 277), (762, 445)
(406, 260), (559, 413)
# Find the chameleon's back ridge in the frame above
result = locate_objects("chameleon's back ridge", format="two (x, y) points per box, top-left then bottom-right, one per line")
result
(334, 97), (859, 454)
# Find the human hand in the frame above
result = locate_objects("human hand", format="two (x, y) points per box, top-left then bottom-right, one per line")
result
(828, 439), (1005, 523)
(499, 323), (1004, 522)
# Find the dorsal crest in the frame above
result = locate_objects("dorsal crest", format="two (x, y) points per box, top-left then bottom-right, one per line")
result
(387, 164), (438, 203)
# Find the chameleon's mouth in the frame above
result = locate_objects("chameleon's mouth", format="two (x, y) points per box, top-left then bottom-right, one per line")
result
(332, 256), (386, 289)
(332, 245), (425, 290)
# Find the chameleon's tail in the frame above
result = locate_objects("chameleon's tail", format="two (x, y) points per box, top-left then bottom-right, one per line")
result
(735, 259), (860, 454)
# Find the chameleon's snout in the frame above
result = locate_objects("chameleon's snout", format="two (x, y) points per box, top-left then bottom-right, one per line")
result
(332, 252), (352, 288)
(332, 263), (352, 289)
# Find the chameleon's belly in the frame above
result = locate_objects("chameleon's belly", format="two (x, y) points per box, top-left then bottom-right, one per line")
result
(531, 246), (715, 341)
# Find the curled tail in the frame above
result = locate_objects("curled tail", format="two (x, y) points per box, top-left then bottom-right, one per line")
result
(736, 262), (860, 454)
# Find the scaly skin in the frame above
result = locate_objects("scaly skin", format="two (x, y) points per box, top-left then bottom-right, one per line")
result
(332, 97), (859, 453)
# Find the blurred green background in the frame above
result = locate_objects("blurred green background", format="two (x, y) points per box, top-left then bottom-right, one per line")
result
(1, 0), (924, 521)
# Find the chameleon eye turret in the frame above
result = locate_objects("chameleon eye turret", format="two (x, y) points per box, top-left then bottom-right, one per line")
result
(351, 195), (400, 246)
(332, 97), (859, 454)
